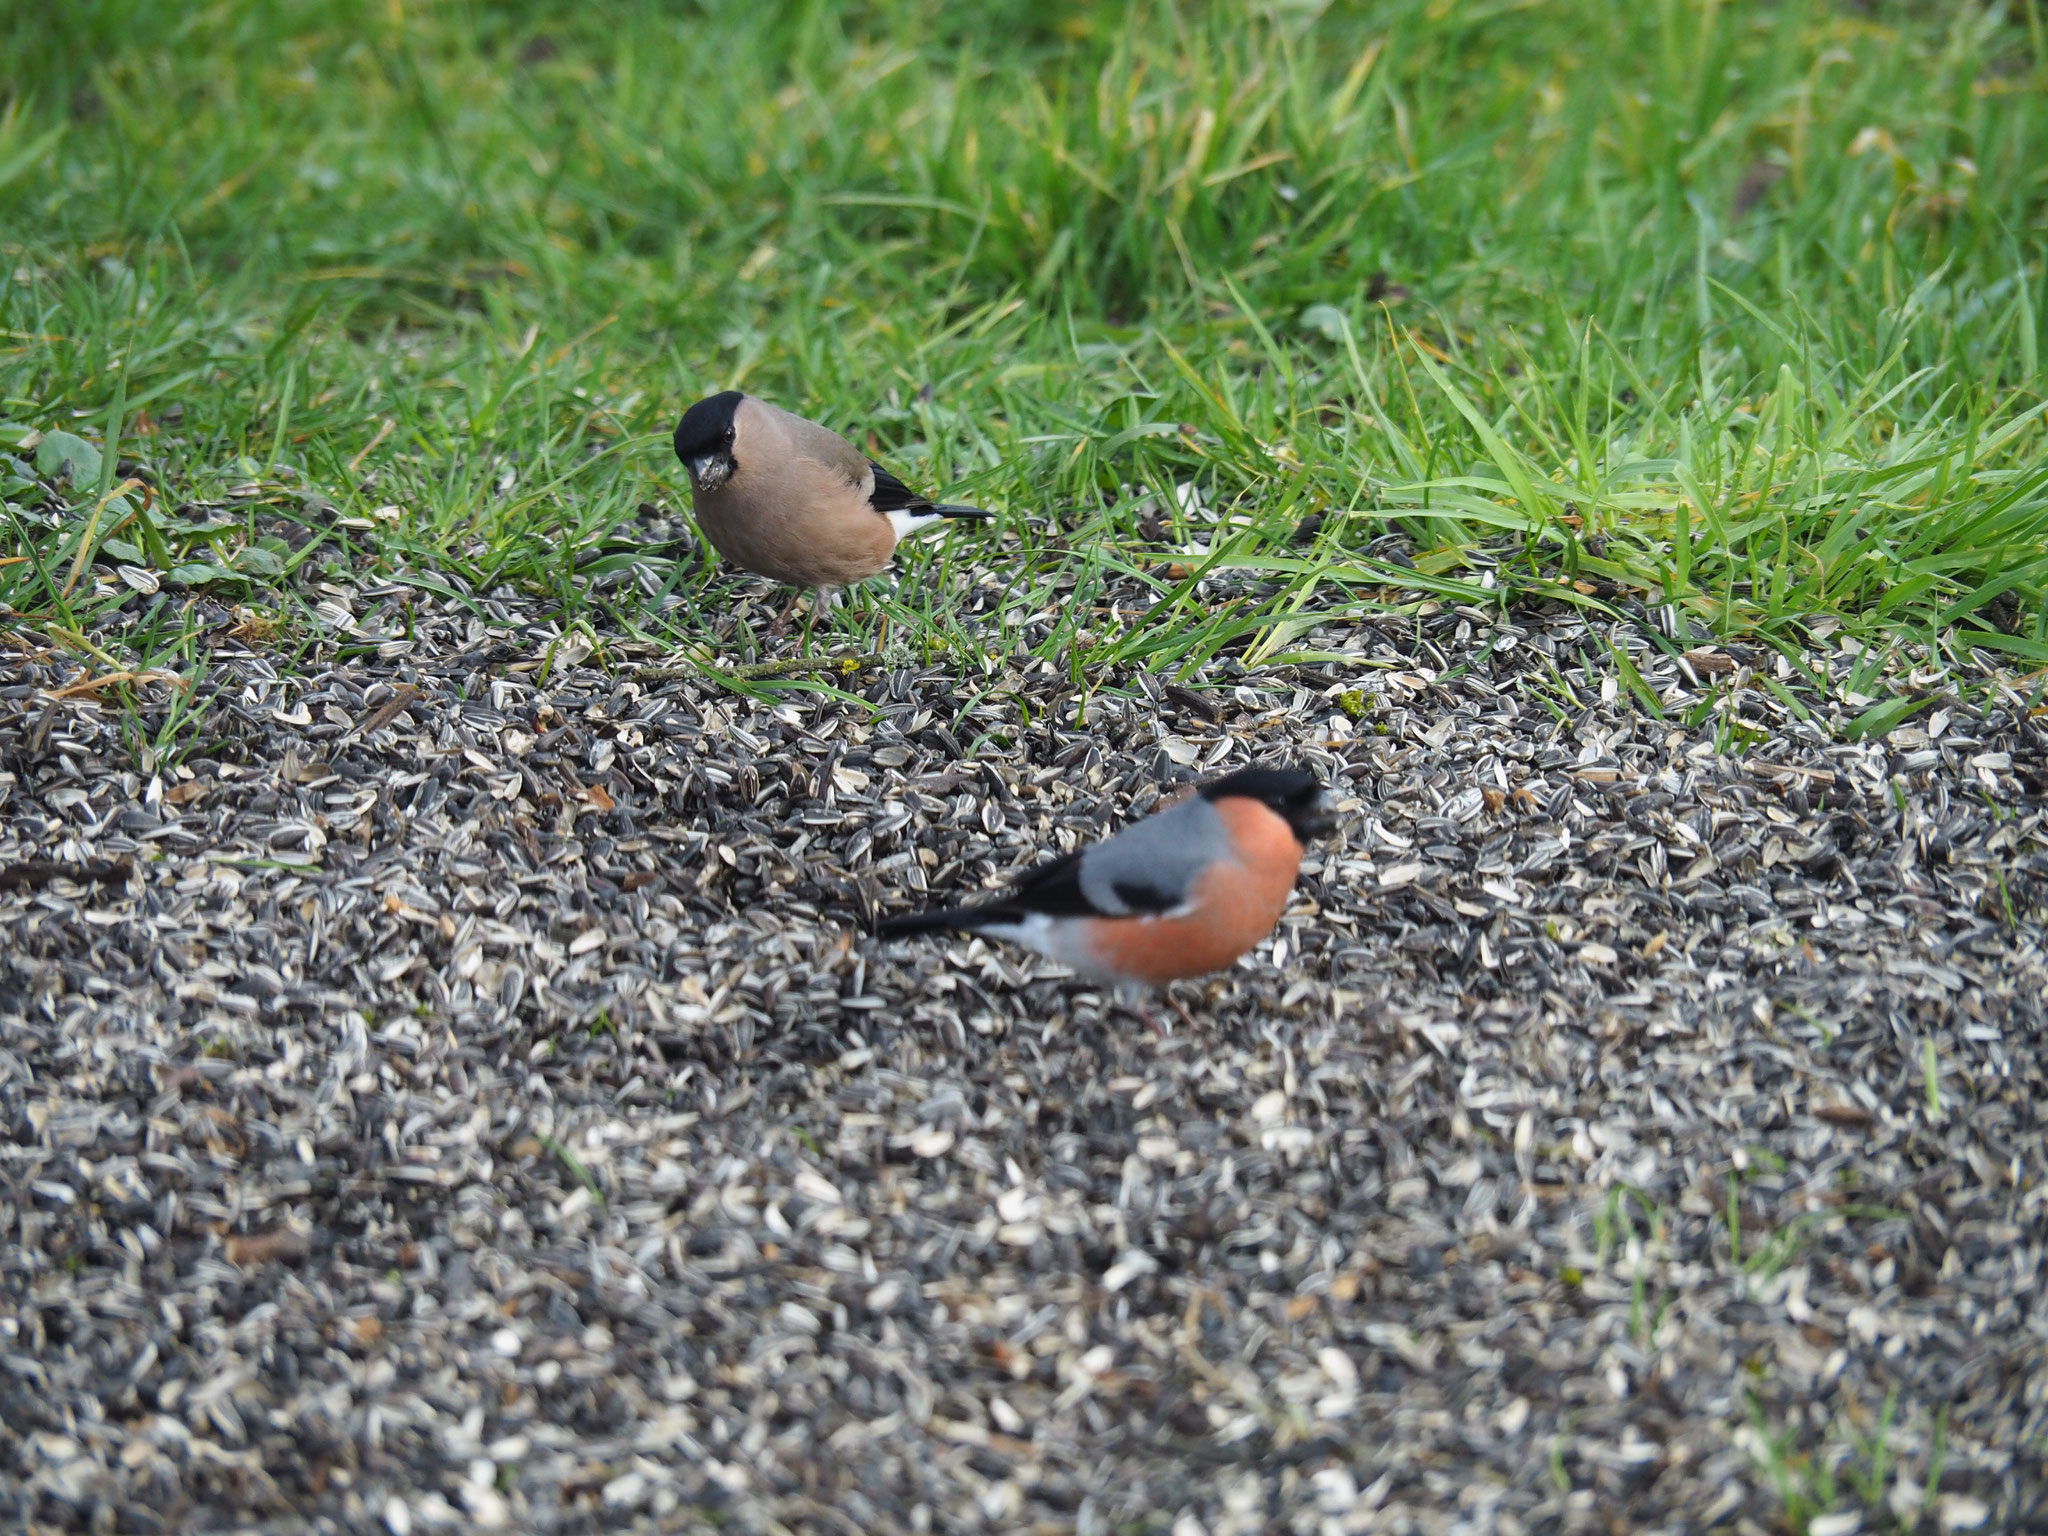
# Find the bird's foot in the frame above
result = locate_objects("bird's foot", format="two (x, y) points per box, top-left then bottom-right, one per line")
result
(1120, 995), (1177, 1038)
(1111, 984), (1182, 1038)
(761, 590), (806, 642)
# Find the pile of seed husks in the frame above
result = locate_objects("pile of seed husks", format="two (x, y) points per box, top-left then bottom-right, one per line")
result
(3, 556), (2044, 1535)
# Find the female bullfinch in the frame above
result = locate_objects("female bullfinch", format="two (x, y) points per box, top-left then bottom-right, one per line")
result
(674, 390), (991, 633)
(877, 767), (1334, 995)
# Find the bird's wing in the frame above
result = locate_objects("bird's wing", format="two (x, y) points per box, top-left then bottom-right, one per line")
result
(988, 795), (1218, 918)
(1072, 795), (1226, 915)
(767, 403), (874, 489)
(875, 850), (1102, 935)
(1003, 848), (1183, 917)
(866, 461), (935, 514)
(763, 405), (957, 517)
(879, 794), (1217, 935)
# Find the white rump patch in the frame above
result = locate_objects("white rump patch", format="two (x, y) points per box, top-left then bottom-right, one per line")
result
(884, 509), (944, 540)
(974, 913), (1099, 973)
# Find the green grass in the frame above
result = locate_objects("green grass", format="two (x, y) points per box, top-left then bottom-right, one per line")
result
(1745, 1387), (1925, 1534)
(2, 0), (2046, 686)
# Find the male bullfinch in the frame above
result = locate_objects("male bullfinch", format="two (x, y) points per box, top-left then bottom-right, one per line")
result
(878, 767), (1334, 1018)
(673, 390), (991, 633)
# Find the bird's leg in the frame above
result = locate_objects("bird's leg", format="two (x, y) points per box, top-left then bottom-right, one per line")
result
(761, 588), (807, 641)
(1114, 984), (1171, 1038)
(807, 587), (846, 652)
(1166, 987), (1200, 1033)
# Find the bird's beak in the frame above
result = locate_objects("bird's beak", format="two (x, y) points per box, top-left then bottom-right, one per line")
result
(1296, 791), (1339, 842)
(688, 453), (732, 493)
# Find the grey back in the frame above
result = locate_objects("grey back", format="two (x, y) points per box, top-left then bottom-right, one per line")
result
(1078, 792), (1230, 914)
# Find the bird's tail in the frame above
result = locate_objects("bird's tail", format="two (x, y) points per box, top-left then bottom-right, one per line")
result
(875, 904), (999, 936)
(932, 504), (993, 521)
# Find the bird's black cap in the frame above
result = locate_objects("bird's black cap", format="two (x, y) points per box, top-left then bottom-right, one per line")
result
(1199, 766), (1334, 843)
(674, 390), (744, 462)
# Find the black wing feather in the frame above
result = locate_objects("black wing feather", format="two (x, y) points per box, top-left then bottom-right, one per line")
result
(994, 853), (1181, 918)
(996, 850), (1095, 917)
(876, 848), (1179, 936)
(867, 461), (934, 514)
(1108, 877), (1182, 914)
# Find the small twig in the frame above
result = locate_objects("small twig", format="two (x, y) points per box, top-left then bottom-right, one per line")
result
(42, 668), (190, 700)
(1176, 1287), (1279, 1428)
(634, 652), (892, 684)
(346, 417), (395, 476)
(349, 683), (424, 738)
